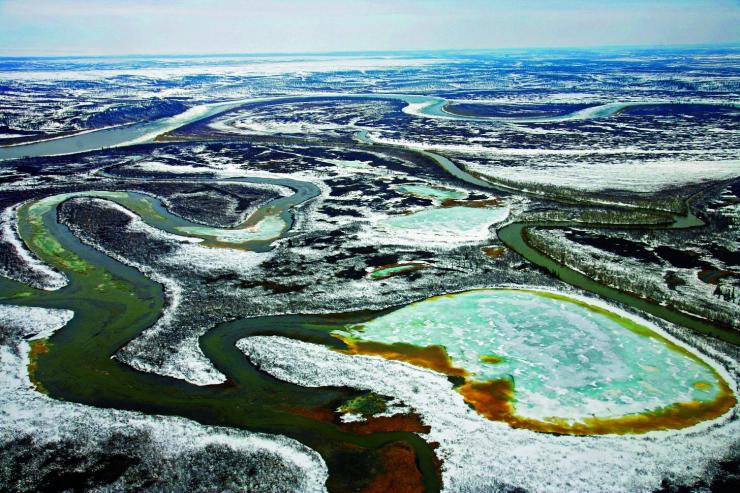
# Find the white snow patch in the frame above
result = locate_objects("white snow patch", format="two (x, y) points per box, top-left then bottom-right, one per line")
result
(464, 158), (740, 192)
(359, 205), (510, 248)
(0, 304), (74, 341)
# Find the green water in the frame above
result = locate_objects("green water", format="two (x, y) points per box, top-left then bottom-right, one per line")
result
(497, 222), (739, 344)
(396, 183), (467, 201)
(391, 149), (736, 343)
(2, 186), (442, 493)
(337, 289), (724, 421)
(178, 214), (287, 243)
(385, 206), (509, 237)
(27, 188), (298, 250)
(369, 263), (425, 279)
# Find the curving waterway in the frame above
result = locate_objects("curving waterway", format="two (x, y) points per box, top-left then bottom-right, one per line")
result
(2, 176), (441, 492)
(3, 92), (736, 160)
(357, 126), (739, 344)
(1, 93), (738, 491)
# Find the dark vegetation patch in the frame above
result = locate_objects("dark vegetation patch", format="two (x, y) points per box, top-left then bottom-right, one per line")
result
(444, 102), (594, 118)
(664, 271), (687, 290)
(708, 243), (740, 268)
(202, 272), (307, 294)
(621, 103), (738, 118)
(652, 455), (740, 493)
(77, 99), (189, 129)
(0, 430), (311, 493)
(335, 267), (367, 280)
(348, 246), (378, 255)
(654, 245), (713, 270)
(325, 253), (352, 263)
(319, 205), (364, 218)
(0, 433), (140, 493)
(564, 229), (662, 264)
(59, 199), (177, 260)
(366, 254), (401, 267)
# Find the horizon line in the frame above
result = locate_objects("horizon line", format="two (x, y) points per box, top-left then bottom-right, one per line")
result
(1, 42), (739, 60)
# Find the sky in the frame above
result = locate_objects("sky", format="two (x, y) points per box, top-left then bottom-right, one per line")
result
(0, 0), (738, 56)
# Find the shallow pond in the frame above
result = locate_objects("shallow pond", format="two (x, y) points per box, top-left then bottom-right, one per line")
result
(335, 289), (734, 432)
(368, 262), (427, 280)
(384, 206), (509, 243)
(395, 183), (467, 201)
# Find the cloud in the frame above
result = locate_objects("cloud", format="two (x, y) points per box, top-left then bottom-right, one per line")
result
(0, 0), (738, 56)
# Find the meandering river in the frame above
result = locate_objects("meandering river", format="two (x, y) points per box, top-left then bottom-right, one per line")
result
(1, 93), (737, 492)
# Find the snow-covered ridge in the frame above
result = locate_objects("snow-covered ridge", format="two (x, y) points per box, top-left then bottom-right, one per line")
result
(461, 158), (740, 193)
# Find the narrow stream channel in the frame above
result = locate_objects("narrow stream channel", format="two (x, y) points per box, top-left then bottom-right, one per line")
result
(2, 178), (442, 493)
(1, 93), (737, 491)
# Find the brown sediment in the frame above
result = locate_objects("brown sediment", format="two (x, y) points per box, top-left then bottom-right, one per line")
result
(284, 408), (435, 492)
(343, 413), (431, 435)
(697, 268), (738, 285)
(282, 403), (430, 434)
(692, 381), (713, 391)
(458, 376), (737, 435)
(199, 239), (257, 252)
(27, 339), (50, 394)
(481, 246), (507, 259)
(337, 289), (737, 435)
(282, 404), (337, 423)
(458, 379), (515, 421)
(336, 336), (468, 377)
(153, 133), (184, 142)
(359, 442), (425, 493)
(442, 197), (502, 208)
(198, 229), (283, 252)
(480, 354), (504, 364)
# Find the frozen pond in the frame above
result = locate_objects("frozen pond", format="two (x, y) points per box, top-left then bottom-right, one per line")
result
(335, 289), (734, 432)
(381, 206), (509, 244)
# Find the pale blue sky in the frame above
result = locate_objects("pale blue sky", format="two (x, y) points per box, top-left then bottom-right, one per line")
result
(0, 0), (738, 56)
